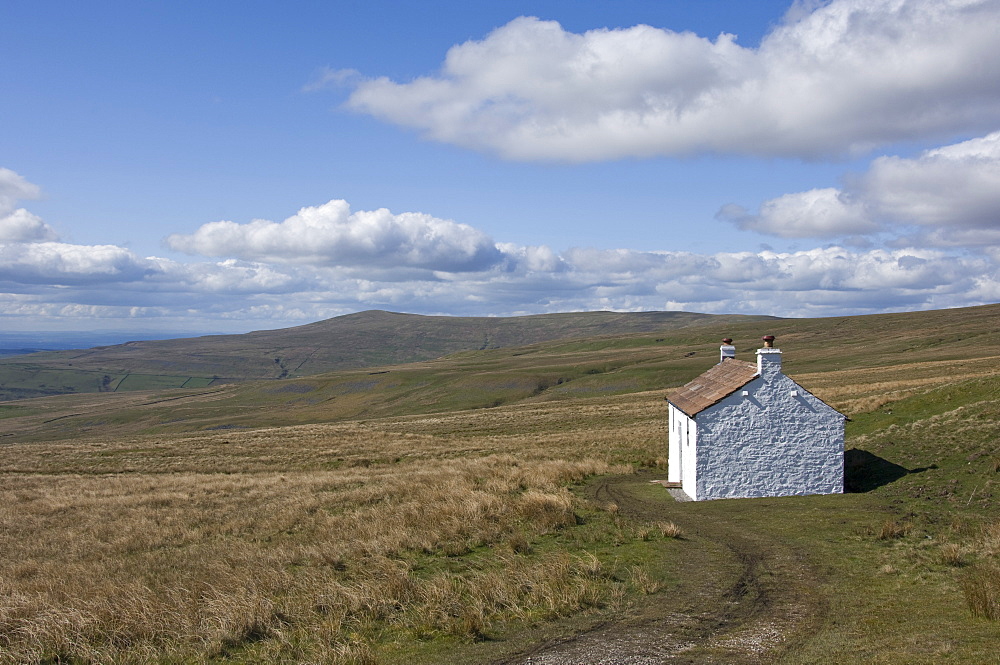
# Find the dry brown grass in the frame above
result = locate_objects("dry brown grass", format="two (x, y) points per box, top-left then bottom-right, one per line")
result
(939, 543), (966, 567)
(656, 521), (684, 539)
(2, 354), (948, 663)
(626, 567), (664, 595)
(5, 320), (996, 662)
(0, 395), (659, 664)
(946, 521), (1000, 620)
(961, 564), (1000, 620)
(792, 356), (1000, 416)
(979, 522), (1000, 556)
(876, 520), (912, 540)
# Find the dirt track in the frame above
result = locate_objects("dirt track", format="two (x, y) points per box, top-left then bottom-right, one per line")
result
(494, 473), (826, 664)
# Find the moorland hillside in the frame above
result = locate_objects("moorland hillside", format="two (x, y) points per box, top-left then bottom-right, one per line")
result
(3, 302), (998, 442)
(1, 302), (998, 664)
(0, 309), (776, 400)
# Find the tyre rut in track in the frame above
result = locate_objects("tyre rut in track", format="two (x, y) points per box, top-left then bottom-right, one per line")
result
(494, 473), (827, 665)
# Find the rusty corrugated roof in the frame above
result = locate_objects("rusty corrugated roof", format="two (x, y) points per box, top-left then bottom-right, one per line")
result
(667, 358), (758, 417)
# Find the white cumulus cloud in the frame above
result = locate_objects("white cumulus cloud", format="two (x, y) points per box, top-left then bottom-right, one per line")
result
(861, 132), (1000, 244)
(344, 0), (1000, 161)
(717, 188), (875, 238)
(0, 168), (59, 242)
(0, 168), (155, 286)
(0, 242), (154, 285)
(166, 199), (504, 272)
(0, 208), (59, 243)
(720, 131), (1000, 246)
(0, 168), (41, 211)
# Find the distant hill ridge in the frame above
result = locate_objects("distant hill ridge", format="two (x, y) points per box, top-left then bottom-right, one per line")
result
(0, 309), (776, 400)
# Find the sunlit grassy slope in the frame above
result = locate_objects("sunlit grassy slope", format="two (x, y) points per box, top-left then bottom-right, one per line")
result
(1, 303), (999, 664)
(0, 309), (776, 400)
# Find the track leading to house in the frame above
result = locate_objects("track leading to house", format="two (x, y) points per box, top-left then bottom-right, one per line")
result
(494, 472), (827, 665)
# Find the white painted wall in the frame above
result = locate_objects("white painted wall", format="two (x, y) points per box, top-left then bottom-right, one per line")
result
(667, 403), (682, 484)
(667, 403), (699, 499)
(681, 415), (699, 500)
(693, 369), (844, 501)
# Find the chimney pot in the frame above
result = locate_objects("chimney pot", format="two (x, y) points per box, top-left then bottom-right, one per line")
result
(756, 336), (782, 375)
(719, 337), (736, 362)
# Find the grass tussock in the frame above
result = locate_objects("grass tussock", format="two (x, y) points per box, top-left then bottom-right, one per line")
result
(955, 521), (1000, 620)
(939, 543), (966, 567)
(329, 639), (380, 665)
(961, 564), (1000, 620)
(626, 566), (664, 595)
(656, 521), (684, 539)
(876, 519), (912, 541)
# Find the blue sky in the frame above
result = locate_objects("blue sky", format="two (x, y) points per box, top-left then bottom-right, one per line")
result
(2, 0), (999, 334)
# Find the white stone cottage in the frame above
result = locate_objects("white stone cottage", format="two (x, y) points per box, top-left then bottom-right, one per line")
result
(666, 336), (845, 501)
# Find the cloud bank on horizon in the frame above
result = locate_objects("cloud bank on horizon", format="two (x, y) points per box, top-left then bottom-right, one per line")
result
(3, 0), (1000, 332)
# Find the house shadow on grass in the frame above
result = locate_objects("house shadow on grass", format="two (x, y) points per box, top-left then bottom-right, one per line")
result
(844, 448), (936, 493)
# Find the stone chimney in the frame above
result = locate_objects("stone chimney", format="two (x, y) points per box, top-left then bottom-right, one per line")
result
(720, 338), (736, 362)
(756, 335), (782, 376)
